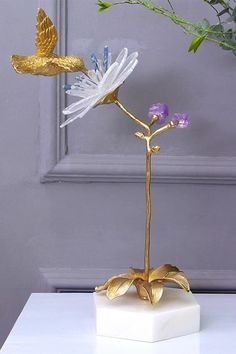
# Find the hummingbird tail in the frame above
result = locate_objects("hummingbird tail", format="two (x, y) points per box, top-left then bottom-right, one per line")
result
(11, 55), (27, 74)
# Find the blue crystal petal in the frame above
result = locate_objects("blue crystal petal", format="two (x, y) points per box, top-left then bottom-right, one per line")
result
(91, 53), (99, 71)
(103, 46), (109, 72)
(63, 84), (73, 91)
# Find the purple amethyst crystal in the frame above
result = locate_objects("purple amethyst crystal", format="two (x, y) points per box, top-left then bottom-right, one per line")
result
(148, 103), (169, 124)
(172, 113), (189, 128)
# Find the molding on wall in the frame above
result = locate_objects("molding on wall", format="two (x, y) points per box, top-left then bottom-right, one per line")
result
(40, 267), (236, 291)
(39, 0), (236, 184)
(39, 0), (68, 179)
(41, 154), (236, 184)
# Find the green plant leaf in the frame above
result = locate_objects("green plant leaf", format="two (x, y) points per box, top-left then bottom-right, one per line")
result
(210, 23), (223, 32)
(188, 35), (206, 53)
(97, 1), (112, 12)
(232, 8), (236, 22)
(209, 24), (224, 40)
(225, 29), (233, 40)
(104, 0), (236, 56)
(201, 18), (210, 29)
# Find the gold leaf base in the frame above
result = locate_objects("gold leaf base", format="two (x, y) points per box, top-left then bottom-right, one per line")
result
(95, 264), (190, 305)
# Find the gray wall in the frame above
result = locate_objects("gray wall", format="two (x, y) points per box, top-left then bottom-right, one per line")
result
(1, 0), (236, 347)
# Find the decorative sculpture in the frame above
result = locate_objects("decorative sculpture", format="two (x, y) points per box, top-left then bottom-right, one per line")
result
(11, 9), (87, 76)
(62, 47), (190, 304)
(11, 9), (190, 305)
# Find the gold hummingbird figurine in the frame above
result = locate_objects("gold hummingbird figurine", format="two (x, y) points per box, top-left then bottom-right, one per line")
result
(11, 8), (87, 76)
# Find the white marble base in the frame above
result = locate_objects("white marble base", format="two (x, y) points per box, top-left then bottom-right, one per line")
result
(94, 288), (200, 342)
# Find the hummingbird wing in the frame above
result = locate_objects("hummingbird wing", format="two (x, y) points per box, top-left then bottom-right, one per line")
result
(35, 8), (58, 57)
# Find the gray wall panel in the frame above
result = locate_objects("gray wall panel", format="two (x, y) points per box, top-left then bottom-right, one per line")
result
(0, 0), (236, 347)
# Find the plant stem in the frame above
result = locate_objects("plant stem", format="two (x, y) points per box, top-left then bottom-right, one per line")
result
(144, 147), (152, 280)
(167, 0), (175, 13)
(109, 0), (236, 51)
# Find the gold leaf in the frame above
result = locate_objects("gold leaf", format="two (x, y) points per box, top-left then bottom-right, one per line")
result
(135, 280), (164, 304)
(95, 273), (130, 292)
(134, 280), (152, 302)
(150, 281), (164, 304)
(149, 264), (179, 282)
(163, 271), (190, 292)
(107, 277), (134, 300)
(129, 267), (144, 274)
(134, 280), (148, 300)
(129, 267), (146, 280)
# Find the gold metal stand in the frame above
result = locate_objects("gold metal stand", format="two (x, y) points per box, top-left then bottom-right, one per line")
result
(95, 100), (190, 304)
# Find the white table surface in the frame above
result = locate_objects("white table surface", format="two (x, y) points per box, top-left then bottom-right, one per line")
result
(1, 292), (236, 354)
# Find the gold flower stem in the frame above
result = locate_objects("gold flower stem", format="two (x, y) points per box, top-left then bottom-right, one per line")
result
(151, 121), (175, 139)
(114, 101), (175, 283)
(96, 101), (191, 303)
(115, 99), (154, 281)
(144, 147), (152, 280)
(115, 100), (150, 134)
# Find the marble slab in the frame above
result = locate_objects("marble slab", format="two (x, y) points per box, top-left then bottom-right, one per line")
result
(94, 287), (200, 342)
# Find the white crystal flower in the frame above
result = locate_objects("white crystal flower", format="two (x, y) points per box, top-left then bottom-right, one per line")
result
(60, 47), (138, 128)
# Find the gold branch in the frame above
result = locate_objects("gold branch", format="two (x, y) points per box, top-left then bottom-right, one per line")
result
(95, 102), (190, 303)
(113, 101), (178, 285)
(115, 100), (150, 134)
(150, 121), (175, 140)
